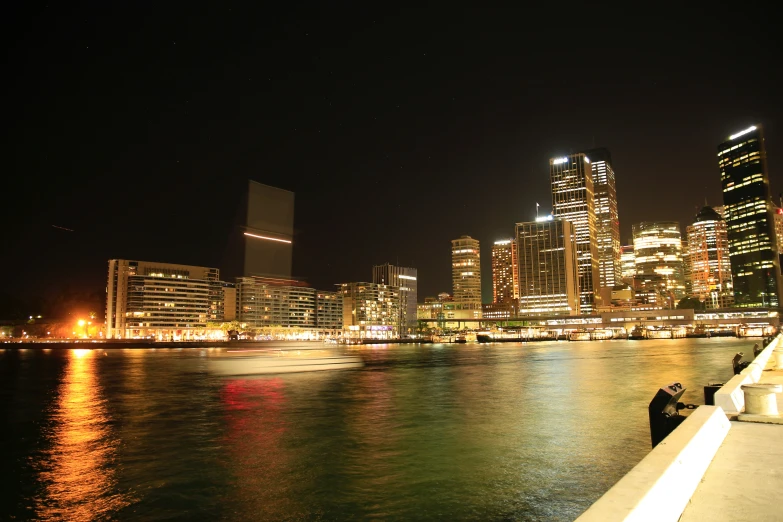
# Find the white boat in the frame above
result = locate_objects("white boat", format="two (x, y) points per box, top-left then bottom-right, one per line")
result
(208, 351), (363, 375)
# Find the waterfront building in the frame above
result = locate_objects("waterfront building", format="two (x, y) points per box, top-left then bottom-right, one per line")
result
(620, 244), (636, 281)
(417, 293), (473, 321)
(491, 239), (519, 304)
(583, 148), (621, 293)
(240, 181), (295, 278)
(372, 263), (418, 335)
(451, 236), (482, 318)
(687, 206), (734, 308)
(209, 281), (236, 322)
(718, 125), (783, 307)
(515, 217), (580, 315)
(632, 221), (686, 304)
(340, 282), (400, 339)
(316, 290), (343, 333)
(482, 301), (519, 320)
(236, 276), (316, 329)
(550, 153), (600, 312)
(106, 259), (218, 339)
(223, 284), (237, 321)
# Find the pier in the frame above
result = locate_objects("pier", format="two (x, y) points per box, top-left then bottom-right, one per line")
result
(576, 334), (783, 521)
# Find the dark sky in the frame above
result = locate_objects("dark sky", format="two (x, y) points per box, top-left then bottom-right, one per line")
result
(4, 4), (782, 310)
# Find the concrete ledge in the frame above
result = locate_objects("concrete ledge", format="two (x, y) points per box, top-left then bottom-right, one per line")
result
(714, 373), (753, 413)
(575, 406), (730, 522)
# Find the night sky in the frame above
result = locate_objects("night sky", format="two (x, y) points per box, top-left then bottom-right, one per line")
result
(5, 4), (782, 312)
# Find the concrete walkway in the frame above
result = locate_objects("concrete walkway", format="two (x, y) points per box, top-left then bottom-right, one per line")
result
(680, 353), (783, 521)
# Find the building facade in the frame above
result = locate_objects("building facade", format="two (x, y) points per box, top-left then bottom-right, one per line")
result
(491, 239), (519, 304)
(341, 282), (400, 339)
(515, 218), (580, 315)
(451, 236), (482, 318)
(718, 125), (782, 307)
(550, 154), (600, 312)
(106, 259), (218, 339)
(583, 148), (621, 292)
(241, 181), (295, 278)
(632, 221), (686, 304)
(236, 276), (316, 328)
(620, 244), (636, 282)
(372, 263), (418, 335)
(316, 291), (343, 332)
(687, 206), (733, 308)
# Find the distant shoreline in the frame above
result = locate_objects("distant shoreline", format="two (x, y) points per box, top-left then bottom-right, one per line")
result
(0, 339), (329, 349)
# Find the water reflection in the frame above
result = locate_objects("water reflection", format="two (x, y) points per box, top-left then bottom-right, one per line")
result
(221, 377), (293, 519)
(34, 349), (129, 520)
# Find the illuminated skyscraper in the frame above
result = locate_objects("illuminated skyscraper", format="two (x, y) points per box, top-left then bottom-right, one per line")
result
(373, 263), (418, 334)
(774, 206), (783, 258)
(491, 239), (518, 304)
(515, 217), (580, 315)
(632, 221), (686, 303)
(451, 236), (482, 318)
(620, 244), (636, 281)
(550, 153), (600, 312)
(687, 206), (733, 308)
(583, 148), (621, 292)
(718, 125), (782, 307)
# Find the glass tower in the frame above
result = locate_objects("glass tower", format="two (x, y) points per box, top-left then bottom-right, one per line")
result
(550, 153), (600, 312)
(583, 148), (621, 290)
(632, 221), (686, 305)
(718, 125), (782, 307)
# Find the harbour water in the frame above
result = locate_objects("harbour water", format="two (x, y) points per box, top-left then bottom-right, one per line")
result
(0, 338), (752, 520)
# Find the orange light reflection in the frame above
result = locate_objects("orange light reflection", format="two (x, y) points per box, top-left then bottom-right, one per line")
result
(34, 349), (130, 520)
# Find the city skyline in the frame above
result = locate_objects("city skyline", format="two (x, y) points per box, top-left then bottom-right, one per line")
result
(4, 5), (783, 314)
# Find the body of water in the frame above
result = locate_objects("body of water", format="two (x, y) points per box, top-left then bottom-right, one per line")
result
(0, 338), (750, 520)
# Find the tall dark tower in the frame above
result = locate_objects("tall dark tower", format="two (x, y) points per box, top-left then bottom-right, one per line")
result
(241, 180), (294, 278)
(718, 125), (782, 308)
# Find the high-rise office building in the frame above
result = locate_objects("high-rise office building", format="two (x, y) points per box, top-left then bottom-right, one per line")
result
(340, 282), (400, 339)
(451, 236), (482, 318)
(774, 206), (783, 257)
(681, 240), (693, 297)
(632, 222), (686, 303)
(491, 239), (519, 304)
(583, 148), (621, 292)
(372, 263), (418, 335)
(106, 259), (218, 339)
(687, 206), (733, 308)
(550, 154), (600, 312)
(718, 125), (782, 307)
(515, 217), (580, 315)
(240, 181), (295, 278)
(620, 244), (636, 281)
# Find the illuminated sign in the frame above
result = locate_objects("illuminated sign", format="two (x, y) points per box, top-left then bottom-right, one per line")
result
(243, 232), (292, 244)
(553, 157), (568, 164)
(729, 126), (757, 140)
(398, 274), (417, 280)
(535, 215), (554, 222)
(584, 156), (591, 163)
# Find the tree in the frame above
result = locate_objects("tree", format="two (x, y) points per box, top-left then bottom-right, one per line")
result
(677, 297), (705, 310)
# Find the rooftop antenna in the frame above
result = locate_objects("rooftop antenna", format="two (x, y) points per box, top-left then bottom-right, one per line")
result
(536, 202), (539, 219)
